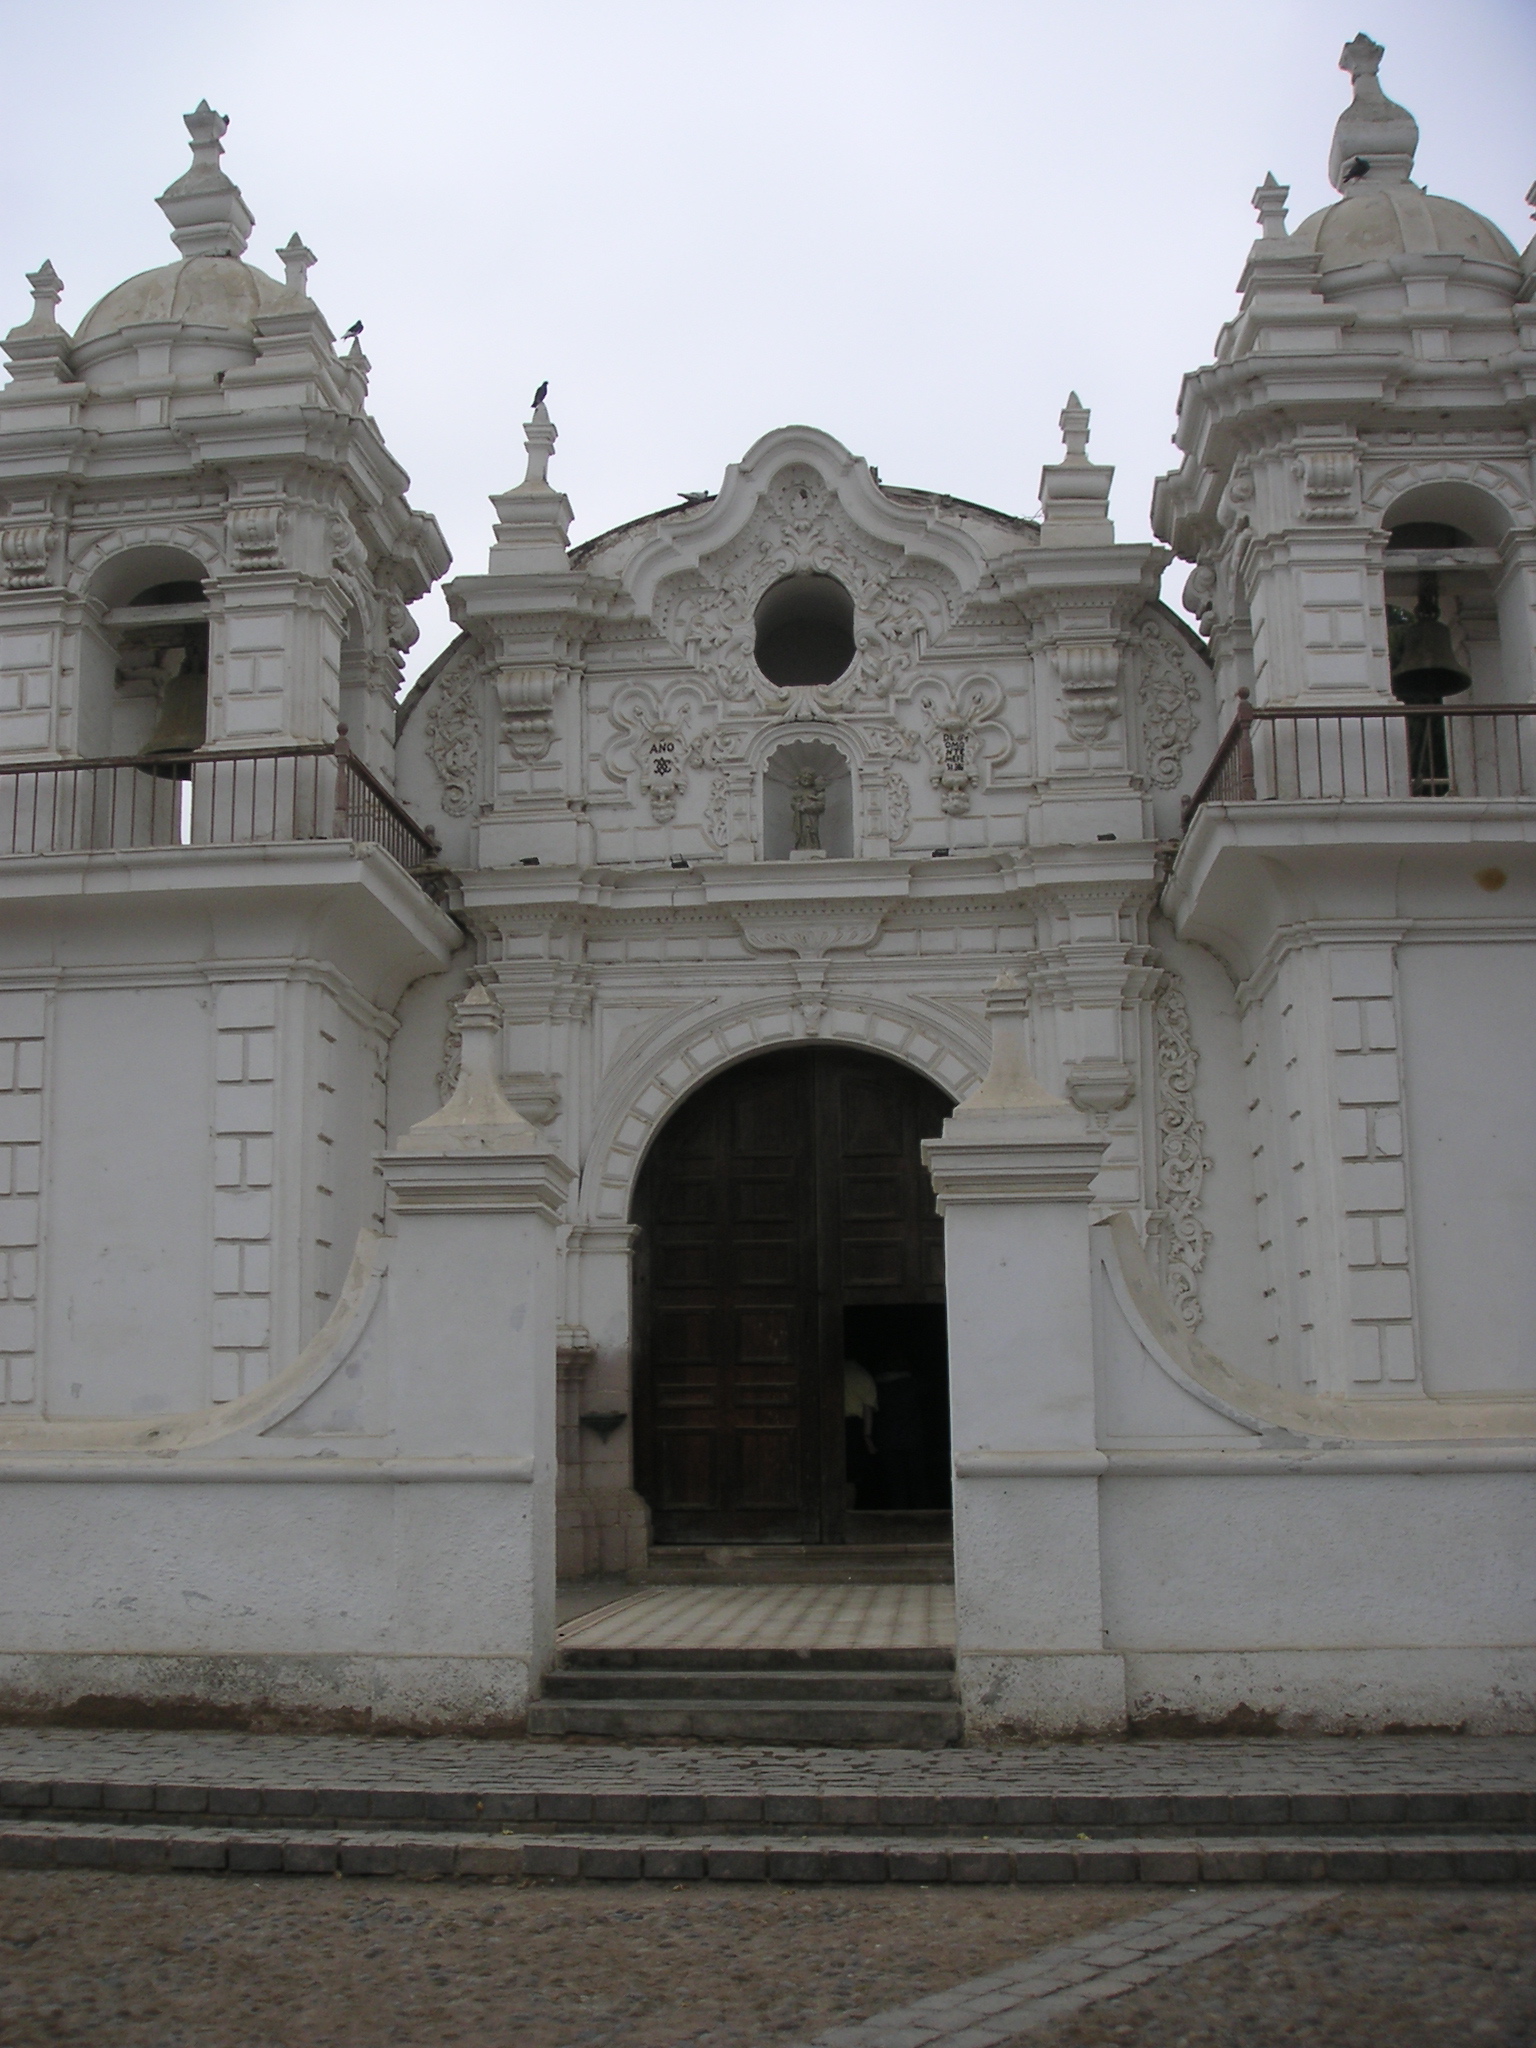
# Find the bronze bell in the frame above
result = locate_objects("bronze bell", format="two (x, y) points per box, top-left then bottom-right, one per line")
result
(137, 642), (208, 777)
(1388, 575), (1471, 707)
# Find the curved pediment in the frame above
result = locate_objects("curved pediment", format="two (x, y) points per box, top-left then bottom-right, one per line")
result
(626, 425), (992, 617)
(624, 426), (996, 718)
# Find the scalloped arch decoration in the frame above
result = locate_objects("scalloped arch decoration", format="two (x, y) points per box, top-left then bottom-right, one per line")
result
(1363, 460), (1529, 536)
(70, 522), (225, 600)
(577, 994), (984, 1225)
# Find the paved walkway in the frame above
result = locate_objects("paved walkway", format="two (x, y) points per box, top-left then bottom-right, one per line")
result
(796, 1889), (1333, 2047)
(558, 1583), (955, 1651)
(1, 1727), (1531, 1799)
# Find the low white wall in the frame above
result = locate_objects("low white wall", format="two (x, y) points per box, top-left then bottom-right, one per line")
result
(1100, 1467), (1536, 1734)
(0, 1471), (542, 1730)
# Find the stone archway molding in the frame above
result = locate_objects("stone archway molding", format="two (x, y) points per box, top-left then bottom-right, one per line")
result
(577, 992), (988, 1226)
(70, 522), (226, 597)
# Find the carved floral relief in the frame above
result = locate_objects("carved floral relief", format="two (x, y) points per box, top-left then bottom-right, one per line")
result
(1153, 970), (1211, 1329)
(423, 652), (483, 817)
(1134, 618), (1204, 790)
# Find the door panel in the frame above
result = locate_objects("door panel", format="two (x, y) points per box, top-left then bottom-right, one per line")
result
(634, 1048), (949, 1545)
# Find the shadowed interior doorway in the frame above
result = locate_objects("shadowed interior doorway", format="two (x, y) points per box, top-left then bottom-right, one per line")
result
(632, 1046), (951, 1546)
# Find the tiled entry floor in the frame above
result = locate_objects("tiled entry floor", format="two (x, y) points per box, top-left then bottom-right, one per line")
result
(555, 1583), (956, 1654)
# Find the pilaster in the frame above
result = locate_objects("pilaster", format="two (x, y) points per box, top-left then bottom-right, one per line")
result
(923, 975), (1123, 1737)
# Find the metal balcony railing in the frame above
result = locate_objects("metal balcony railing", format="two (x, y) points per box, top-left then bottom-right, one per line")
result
(1182, 693), (1536, 825)
(0, 727), (448, 897)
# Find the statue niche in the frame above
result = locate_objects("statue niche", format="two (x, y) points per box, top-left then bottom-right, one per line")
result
(762, 738), (852, 860)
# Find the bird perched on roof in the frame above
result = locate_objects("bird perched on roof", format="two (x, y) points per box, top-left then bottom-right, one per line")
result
(1342, 156), (1371, 183)
(532, 380), (549, 409)
(341, 320), (364, 339)
(678, 490), (710, 503)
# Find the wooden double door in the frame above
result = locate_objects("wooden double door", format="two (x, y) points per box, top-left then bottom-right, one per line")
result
(633, 1048), (949, 1545)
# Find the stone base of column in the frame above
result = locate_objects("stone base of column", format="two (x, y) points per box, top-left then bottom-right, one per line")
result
(557, 1487), (650, 1579)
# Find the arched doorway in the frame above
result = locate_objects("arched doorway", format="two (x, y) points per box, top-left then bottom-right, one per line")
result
(632, 1046), (951, 1546)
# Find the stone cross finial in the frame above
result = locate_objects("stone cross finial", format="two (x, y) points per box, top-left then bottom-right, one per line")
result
(276, 234), (316, 295)
(1059, 392), (1091, 461)
(1252, 172), (1290, 240)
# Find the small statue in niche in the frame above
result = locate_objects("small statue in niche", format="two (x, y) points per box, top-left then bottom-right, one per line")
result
(790, 770), (826, 852)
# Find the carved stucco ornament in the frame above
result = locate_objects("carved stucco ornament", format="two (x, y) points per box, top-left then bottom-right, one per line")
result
(422, 650), (483, 817)
(1134, 616), (1204, 790)
(914, 674), (1012, 815)
(651, 465), (958, 715)
(736, 915), (885, 1036)
(602, 681), (708, 823)
(1151, 969), (1211, 1329)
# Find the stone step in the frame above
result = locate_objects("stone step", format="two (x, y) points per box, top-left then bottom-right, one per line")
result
(542, 1668), (959, 1704)
(525, 1697), (965, 1746)
(2, 1818), (1530, 1886)
(640, 1544), (953, 1584)
(557, 1645), (955, 1671)
(6, 1775), (1529, 1838)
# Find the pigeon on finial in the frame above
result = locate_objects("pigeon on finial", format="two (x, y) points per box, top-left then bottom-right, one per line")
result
(532, 380), (549, 410)
(277, 234), (316, 296)
(341, 320), (364, 340)
(1329, 34), (1418, 193)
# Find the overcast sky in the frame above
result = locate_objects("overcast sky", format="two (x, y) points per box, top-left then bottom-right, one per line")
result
(4, 0), (1533, 681)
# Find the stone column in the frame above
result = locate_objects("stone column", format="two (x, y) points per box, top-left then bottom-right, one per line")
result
(378, 986), (573, 1722)
(923, 973), (1124, 1737)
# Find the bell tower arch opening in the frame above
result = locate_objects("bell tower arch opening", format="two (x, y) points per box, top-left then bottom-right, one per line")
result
(631, 1045), (953, 1549)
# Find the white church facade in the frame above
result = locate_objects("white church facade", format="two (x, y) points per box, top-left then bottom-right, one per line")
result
(0, 37), (1531, 1739)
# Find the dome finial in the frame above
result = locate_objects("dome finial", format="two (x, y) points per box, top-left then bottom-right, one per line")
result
(276, 234), (316, 296)
(1329, 34), (1418, 193)
(156, 100), (255, 259)
(1059, 391), (1091, 460)
(1252, 172), (1290, 241)
(15, 261), (64, 335)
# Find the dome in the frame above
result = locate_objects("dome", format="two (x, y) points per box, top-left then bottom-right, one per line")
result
(1280, 36), (1521, 296)
(1291, 188), (1520, 274)
(75, 254), (290, 343)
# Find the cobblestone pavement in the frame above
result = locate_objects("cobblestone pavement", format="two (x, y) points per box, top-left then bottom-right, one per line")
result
(0, 1725), (1531, 1796)
(0, 1871), (1530, 2046)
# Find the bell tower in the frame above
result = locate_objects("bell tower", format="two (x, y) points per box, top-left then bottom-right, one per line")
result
(1154, 34), (1536, 722)
(0, 102), (448, 782)
(1158, 38), (1536, 1407)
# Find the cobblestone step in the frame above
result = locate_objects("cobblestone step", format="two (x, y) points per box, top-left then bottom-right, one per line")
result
(5, 1775), (1529, 1836)
(525, 1697), (966, 1746)
(543, 1669), (958, 1703)
(640, 1545), (954, 1585)
(0, 1818), (1530, 1884)
(558, 1646), (956, 1670)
